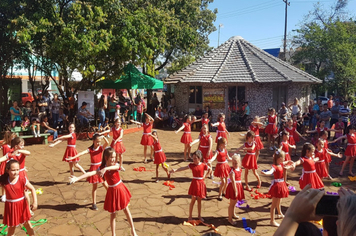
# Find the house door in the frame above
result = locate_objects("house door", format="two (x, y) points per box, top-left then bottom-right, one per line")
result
(272, 85), (287, 110)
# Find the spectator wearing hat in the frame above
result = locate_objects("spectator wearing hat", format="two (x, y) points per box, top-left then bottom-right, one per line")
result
(330, 99), (341, 130)
(77, 102), (93, 125)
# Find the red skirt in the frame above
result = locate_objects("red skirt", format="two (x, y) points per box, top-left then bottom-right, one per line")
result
(199, 147), (213, 163)
(140, 134), (153, 146)
(215, 131), (228, 143)
(87, 164), (104, 184)
(242, 154), (258, 170)
(325, 152), (331, 163)
(104, 182), (131, 213)
(315, 161), (328, 178)
(180, 133), (192, 144)
(3, 198), (31, 227)
(214, 162), (230, 178)
(255, 136), (264, 150)
(265, 124), (278, 135)
(111, 141), (126, 154)
(62, 146), (79, 162)
(288, 136), (296, 146)
(154, 150), (166, 164)
(225, 181), (245, 200)
(345, 145), (356, 157)
(188, 179), (206, 198)
(299, 172), (324, 190)
(293, 131), (300, 142)
(268, 181), (289, 198)
(285, 152), (291, 161)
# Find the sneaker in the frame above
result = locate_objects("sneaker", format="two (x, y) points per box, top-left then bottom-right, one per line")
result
(91, 204), (98, 211)
(1, 194), (6, 202)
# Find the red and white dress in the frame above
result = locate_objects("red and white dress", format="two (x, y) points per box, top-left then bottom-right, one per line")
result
(153, 139), (166, 164)
(242, 142), (258, 169)
(293, 121), (300, 143)
(8, 153), (27, 179)
(321, 138), (332, 163)
(285, 126), (296, 145)
(180, 123), (192, 144)
(2, 175), (31, 227)
(87, 146), (104, 184)
(280, 141), (291, 161)
(249, 124), (264, 150)
(103, 167), (131, 213)
(213, 149), (230, 178)
(268, 164), (289, 198)
(299, 157), (324, 190)
(140, 122), (153, 146)
(198, 134), (213, 163)
(188, 162), (208, 198)
(1, 144), (12, 175)
(110, 127), (126, 154)
(345, 133), (356, 157)
(62, 133), (79, 162)
(215, 122), (228, 143)
(199, 118), (210, 137)
(225, 167), (245, 200)
(265, 115), (278, 135)
(314, 149), (328, 178)
(317, 127), (328, 136)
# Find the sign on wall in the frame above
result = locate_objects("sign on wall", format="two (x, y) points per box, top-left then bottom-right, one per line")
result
(203, 89), (225, 109)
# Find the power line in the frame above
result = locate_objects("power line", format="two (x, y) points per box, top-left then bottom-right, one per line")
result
(217, 0), (277, 16)
(219, 2), (281, 19)
(249, 35), (284, 42)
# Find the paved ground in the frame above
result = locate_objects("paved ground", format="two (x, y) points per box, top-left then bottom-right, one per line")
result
(5, 128), (356, 236)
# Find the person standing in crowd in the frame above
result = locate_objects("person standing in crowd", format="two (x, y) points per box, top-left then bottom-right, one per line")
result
(51, 94), (61, 129)
(154, 106), (164, 128)
(194, 105), (203, 119)
(43, 91), (51, 116)
(68, 93), (75, 122)
(108, 96), (116, 123)
(339, 100), (351, 134)
(151, 93), (159, 113)
(313, 99), (322, 114)
(328, 95), (334, 109)
(9, 101), (22, 127)
(319, 104), (332, 131)
(98, 95), (106, 131)
(279, 103), (288, 125)
(169, 93), (175, 108)
(330, 99), (340, 130)
(289, 98), (302, 118)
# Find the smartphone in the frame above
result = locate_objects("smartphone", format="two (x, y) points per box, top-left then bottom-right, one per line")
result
(315, 195), (339, 216)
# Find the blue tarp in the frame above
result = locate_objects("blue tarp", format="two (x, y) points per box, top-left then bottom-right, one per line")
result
(263, 48), (280, 58)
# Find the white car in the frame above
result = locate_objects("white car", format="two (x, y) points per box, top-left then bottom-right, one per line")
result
(314, 96), (329, 105)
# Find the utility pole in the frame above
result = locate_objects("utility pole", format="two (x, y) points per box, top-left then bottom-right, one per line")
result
(218, 24), (223, 47)
(283, 0), (290, 61)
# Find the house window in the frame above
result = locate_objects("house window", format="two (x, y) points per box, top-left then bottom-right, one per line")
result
(228, 86), (245, 112)
(189, 86), (202, 104)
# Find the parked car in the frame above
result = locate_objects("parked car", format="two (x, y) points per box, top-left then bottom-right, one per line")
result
(314, 96), (329, 105)
(21, 92), (35, 106)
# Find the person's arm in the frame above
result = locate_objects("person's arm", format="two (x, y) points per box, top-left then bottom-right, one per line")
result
(146, 113), (154, 122)
(295, 130), (307, 140)
(329, 135), (347, 143)
(175, 124), (185, 134)
(99, 129), (111, 136)
(193, 118), (202, 123)
(18, 150), (30, 155)
(230, 170), (238, 198)
(209, 151), (218, 163)
(208, 136), (213, 158)
(9, 108), (17, 116)
(69, 170), (98, 183)
(42, 121), (56, 131)
(260, 167), (274, 175)
(26, 180), (38, 212)
(325, 150), (342, 158)
(0, 155), (8, 163)
(211, 122), (219, 127)
(306, 129), (317, 134)
(288, 143), (296, 149)
(149, 133), (158, 142)
(49, 140), (63, 148)
(170, 165), (190, 174)
(273, 185), (324, 236)
(130, 120), (143, 126)
(66, 149), (89, 161)
(98, 164), (121, 177)
(235, 144), (246, 153)
(102, 136), (109, 149)
(251, 121), (264, 127)
(189, 138), (200, 147)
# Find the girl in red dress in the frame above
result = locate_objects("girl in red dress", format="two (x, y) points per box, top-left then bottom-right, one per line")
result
(284, 119), (306, 156)
(319, 131), (336, 178)
(101, 118), (126, 171)
(131, 113), (154, 163)
(209, 137), (231, 200)
(236, 131), (261, 191)
(292, 143), (324, 190)
(315, 139), (342, 179)
(277, 131), (296, 185)
(149, 131), (170, 182)
(175, 115), (194, 161)
(49, 123), (86, 176)
(67, 134), (109, 210)
(249, 116), (265, 161)
(211, 113), (229, 143)
(190, 124), (213, 164)
(307, 120), (336, 137)
(170, 150), (211, 221)
(0, 160), (37, 235)
(265, 108), (278, 150)
(291, 115), (301, 143)
(70, 147), (137, 236)
(225, 154), (245, 225)
(330, 124), (356, 177)
(261, 150), (293, 227)
(0, 131), (14, 202)
(195, 113), (210, 137)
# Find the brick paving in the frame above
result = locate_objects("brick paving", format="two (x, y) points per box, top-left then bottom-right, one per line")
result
(8, 129), (356, 235)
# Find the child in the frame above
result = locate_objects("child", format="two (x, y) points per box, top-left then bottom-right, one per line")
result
(69, 147), (137, 236)
(170, 150), (211, 221)
(114, 105), (121, 121)
(319, 131), (333, 177)
(101, 118), (126, 171)
(315, 139), (341, 179)
(136, 100), (144, 122)
(49, 123), (86, 177)
(21, 116), (30, 130)
(265, 108), (278, 150)
(249, 116), (265, 161)
(0, 131), (14, 202)
(225, 154), (245, 225)
(278, 131), (296, 185)
(0, 160), (37, 236)
(190, 124), (213, 167)
(334, 117), (344, 144)
(209, 137), (231, 200)
(236, 131), (261, 191)
(100, 118), (110, 137)
(285, 119), (306, 156)
(307, 120), (336, 137)
(291, 115), (301, 143)
(330, 124), (356, 177)
(58, 108), (68, 131)
(260, 150), (293, 227)
(211, 113), (229, 143)
(67, 134), (109, 210)
(30, 118), (40, 137)
(131, 113), (154, 163)
(175, 115), (193, 161)
(149, 131), (170, 182)
(292, 143), (324, 190)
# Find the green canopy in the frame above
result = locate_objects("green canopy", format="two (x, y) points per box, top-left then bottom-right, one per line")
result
(96, 63), (163, 89)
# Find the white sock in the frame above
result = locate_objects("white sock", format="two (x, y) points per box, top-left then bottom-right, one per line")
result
(37, 131), (40, 136)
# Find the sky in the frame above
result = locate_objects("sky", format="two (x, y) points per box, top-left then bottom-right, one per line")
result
(208, 0), (356, 50)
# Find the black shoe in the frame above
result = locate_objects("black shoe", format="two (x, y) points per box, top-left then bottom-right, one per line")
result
(91, 204), (98, 211)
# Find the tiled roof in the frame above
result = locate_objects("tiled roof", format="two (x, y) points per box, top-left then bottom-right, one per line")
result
(165, 36), (321, 84)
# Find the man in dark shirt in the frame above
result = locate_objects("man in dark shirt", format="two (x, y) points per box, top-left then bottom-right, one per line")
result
(194, 105), (203, 119)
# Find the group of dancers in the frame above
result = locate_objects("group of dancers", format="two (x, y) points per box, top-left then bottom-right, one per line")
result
(0, 108), (355, 235)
